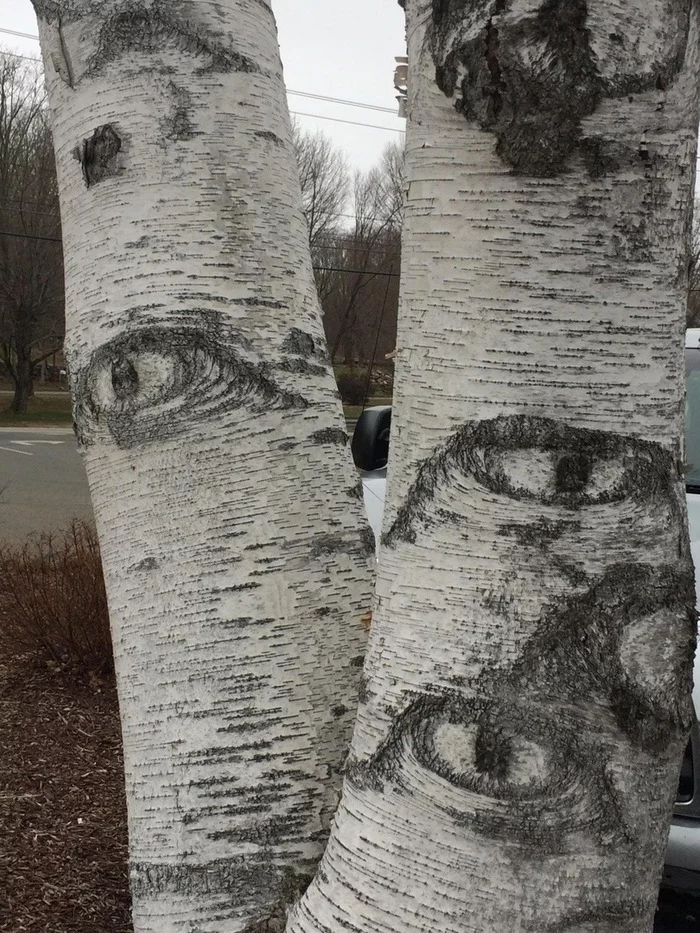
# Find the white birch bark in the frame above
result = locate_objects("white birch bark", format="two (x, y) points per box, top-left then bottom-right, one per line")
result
(289, 2), (700, 931)
(31, 2), (372, 930)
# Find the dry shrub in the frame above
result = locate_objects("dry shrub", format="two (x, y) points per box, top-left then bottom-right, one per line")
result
(0, 520), (113, 674)
(336, 371), (368, 405)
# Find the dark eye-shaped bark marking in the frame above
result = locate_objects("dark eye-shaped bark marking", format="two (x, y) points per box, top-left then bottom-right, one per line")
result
(347, 691), (625, 855)
(384, 415), (676, 547)
(429, 0), (693, 175)
(84, 2), (261, 78)
(505, 562), (697, 752)
(74, 324), (308, 449)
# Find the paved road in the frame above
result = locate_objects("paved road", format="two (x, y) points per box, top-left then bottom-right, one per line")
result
(0, 428), (93, 545)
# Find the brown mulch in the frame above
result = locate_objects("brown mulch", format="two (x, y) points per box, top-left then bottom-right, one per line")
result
(0, 654), (132, 933)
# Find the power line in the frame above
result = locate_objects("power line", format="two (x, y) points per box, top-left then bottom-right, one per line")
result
(0, 201), (59, 219)
(0, 26), (38, 41)
(290, 110), (403, 133)
(0, 228), (61, 243)
(288, 89), (396, 115)
(315, 265), (399, 278)
(0, 39), (401, 118)
(1, 50), (39, 63)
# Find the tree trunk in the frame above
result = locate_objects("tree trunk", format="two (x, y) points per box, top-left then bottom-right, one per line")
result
(290, 3), (700, 932)
(10, 353), (33, 413)
(32, 2), (372, 930)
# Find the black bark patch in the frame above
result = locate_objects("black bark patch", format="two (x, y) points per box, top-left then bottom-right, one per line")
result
(111, 356), (139, 401)
(74, 315), (308, 449)
(308, 531), (372, 561)
(498, 517), (580, 547)
(357, 672), (370, 704)
(161, 81), (198, 141)
(345, 481), (364, 500)
(215, 582), (261, 593)
(359, 526), (376, 557)
(383, 414), (677, 547)
(349, 653), (365, 667)
(130, 859), (312, 924)
(128, 556), (158, 572)
(309, 427), (348, 446)
(309, 534), (345, 557)
(125, 235), (150, 248)
(274, 358), (327, 377)
(282, 328), (315, 357)
(254, 130), (283, 146)
(555, 451), (591, 494)
(430, 0), (694, 177)
(85, 1), (260, 77)
(579, 136), (626, 178)
(539, 899), (652, 933)
(503, 562), (697, 753)
(474, 724), (511, 781)
(75, 125), (122, 187)
(431, 0), (602, 175)
(332, 704), (348, 718)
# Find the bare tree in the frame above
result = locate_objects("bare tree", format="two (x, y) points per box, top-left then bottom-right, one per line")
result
(0, 53), (64, 413)
(292, 122), (349, 249)
(321, 145), (404, 365)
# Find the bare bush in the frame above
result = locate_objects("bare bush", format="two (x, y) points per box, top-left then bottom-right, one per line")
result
(336, 371), (368, 405)
(0, 521), (112, 674)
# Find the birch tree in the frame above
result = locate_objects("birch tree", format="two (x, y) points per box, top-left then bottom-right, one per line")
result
(30, 1), (372, 930)
(289, 2), (700, 932)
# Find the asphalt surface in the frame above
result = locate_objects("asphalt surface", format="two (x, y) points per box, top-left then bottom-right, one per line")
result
(655, 890), (700, 931)
(0, 427), (93, 545)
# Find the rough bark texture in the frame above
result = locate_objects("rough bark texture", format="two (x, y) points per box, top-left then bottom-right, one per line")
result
(32, 2), (371, 931)
(289, 2), (700, 932)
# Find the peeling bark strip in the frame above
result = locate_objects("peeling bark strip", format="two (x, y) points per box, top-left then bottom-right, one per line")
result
(429, 0), (694, 175)
(74, 124), (122, 187)
(384, 414), (680, 546)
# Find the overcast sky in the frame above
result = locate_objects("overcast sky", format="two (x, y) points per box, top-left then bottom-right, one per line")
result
(1, 0), (407, 172)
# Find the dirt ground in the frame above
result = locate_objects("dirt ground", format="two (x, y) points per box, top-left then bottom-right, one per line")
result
(0, 649), (698, 933)
(0, 654), (131, 933)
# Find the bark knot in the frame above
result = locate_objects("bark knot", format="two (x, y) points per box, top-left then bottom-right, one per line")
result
(74, 125), (122, 188)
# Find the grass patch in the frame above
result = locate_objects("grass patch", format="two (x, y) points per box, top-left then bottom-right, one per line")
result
(0, 392), (73, 426)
